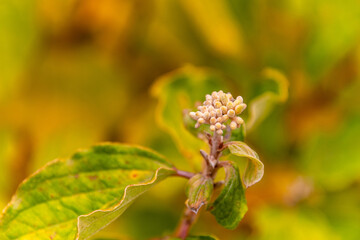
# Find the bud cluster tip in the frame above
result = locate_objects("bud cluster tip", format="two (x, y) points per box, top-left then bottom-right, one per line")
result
(189, 90), (246, 135)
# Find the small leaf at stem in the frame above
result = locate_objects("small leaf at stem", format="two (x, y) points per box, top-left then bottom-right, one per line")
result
(185, 174), (214, 214)
(0, 143), (175, 240)
(208, 162), (247, 230)
(228, 141), (264, 188)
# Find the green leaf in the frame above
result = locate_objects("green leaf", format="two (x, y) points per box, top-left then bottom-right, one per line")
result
(0, 143), (175, 240)
(246, 68), (289, 132)
(228, 141), (263, 188)
(185, 174), (213, 214)
(151, 65), (224, 169)
(208, 162), (247, 230)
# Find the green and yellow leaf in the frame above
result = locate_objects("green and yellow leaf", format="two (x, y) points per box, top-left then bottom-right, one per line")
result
(0, 143), (175, 240)
(208, 162), (247, 230)
(228, 141), (263, 188)
(185, 174), (213, 214)
(246, 68), (289, 132)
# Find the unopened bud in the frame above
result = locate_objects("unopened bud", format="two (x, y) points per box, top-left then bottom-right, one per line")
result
(214, 101), (222, 108)
(212, 91), (219, 99)
(230, 121), (237, 130)
(235, 103), (247, 115)
(210, 117), (216, 124)
(227, 109), (235, 118)
(198, 118), (205, 124)
(222, 115), (229, 122)
(220, 106), (227, 114)
(203, 112), (210, 120)
(235, 116), (244, 125)
(226, 101), (234, 109)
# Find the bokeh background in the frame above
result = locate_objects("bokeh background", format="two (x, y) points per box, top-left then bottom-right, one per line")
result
(1, 0), (360, 239)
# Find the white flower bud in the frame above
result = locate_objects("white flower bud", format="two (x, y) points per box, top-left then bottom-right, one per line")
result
(226, 101), (234, 109)
(210, 125), (216, 131)
(221, 124), (226, 129)
(220, 94), (228, 105)
(226, 93), (233, 100)
(212, 91), (219, 99)
(198, 118), (205, 124)
(230, 121), (237, 130)
(190, 112), (196, 119)
(204, 100), (212, 106)
(216, 129), (223, 135)
(235, 116), (244, 125)
(235, 103), (246, 115)
(206, 94), (212, 100)
(216, 117), (222, 123)
(195, 111), (202, 117)
(216, 109), (222, 117)
(233, 99), (241, 106)
(210, 117), (216, 124)
(222, 115), (229, 122)
(198, 106), (206, 112)
(215, 122), (222, 129)
(227, 109), (235, 118)
(214, 101), (222, 109)
(236, 96), (243, 103)
(220, 106), (227, 114)
(203, 111), (210, 120)
(210, 111), (216, 118)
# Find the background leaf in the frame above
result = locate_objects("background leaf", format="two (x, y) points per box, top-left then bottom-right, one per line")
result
(208, 162), (247, 230)
(0, 143), (175, 240)
(246, 68), (289, 132)
(228, 141), (263, 188)
(151, 65), (225, 170)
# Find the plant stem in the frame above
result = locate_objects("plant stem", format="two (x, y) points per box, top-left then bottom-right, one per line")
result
(175, 207), (198, 239)
(174, 133), (224, 239)
(174, 169), (195, 179)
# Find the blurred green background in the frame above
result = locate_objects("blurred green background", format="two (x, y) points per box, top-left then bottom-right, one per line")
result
(1, 0), (360, 239)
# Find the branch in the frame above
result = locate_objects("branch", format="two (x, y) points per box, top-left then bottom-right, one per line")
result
(175, 207), (198, 239)
(174, 169), (195, 179)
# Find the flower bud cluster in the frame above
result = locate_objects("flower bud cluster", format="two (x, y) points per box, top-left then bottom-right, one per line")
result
(189, 90), (246, 135)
